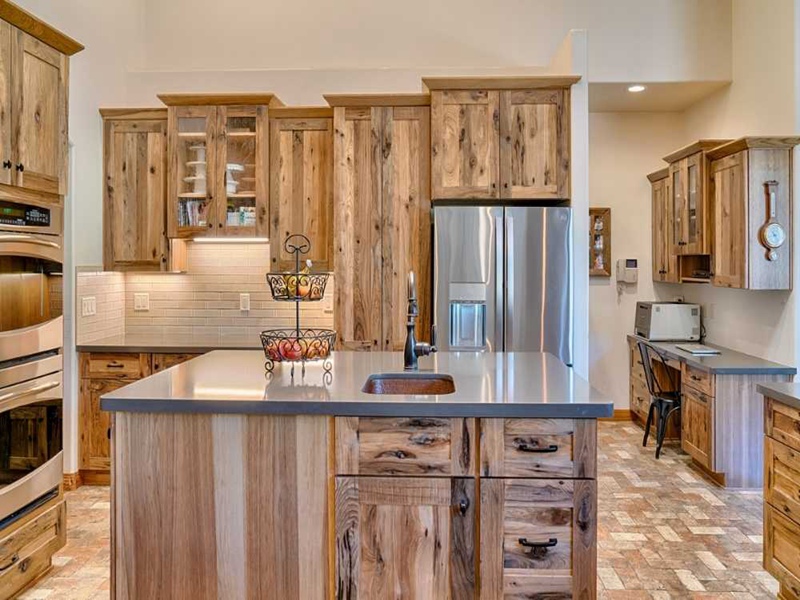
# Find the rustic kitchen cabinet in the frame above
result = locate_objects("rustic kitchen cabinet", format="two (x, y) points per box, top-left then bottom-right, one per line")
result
(425, 76), (577, 201)
(648, 167), (679, 283)
(681, 369), (714, 470)
(326, 94), (431, 351)
(101, 109), (169, 271)
(707, 137), (799, 290)
(159, 94), (282, 239)
(0, 7), (81, 200)
(269, 107), (334, 271)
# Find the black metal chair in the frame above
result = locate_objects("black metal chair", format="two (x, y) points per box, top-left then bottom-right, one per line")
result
(637, 340), (681, 459)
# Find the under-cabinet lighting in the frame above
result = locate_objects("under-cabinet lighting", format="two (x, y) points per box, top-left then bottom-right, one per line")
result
(627, 84), (646, 93)
(192, 237), (269, 244)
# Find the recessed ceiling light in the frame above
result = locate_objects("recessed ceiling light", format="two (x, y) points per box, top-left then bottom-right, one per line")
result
(628, 84), (646, 93)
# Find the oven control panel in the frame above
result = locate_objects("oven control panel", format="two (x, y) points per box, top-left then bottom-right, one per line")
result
(0, 200), (51, 227)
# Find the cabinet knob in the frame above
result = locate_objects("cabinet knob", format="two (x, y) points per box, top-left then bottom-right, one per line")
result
(15, 163), (23, 172)
(207, 223), (213, 229)
(2, 160), (10, 169)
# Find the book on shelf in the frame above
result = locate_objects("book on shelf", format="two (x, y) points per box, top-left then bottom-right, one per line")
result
(178, 199), (208, 228)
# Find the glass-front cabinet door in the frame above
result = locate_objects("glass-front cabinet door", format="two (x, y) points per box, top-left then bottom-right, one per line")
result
(684, 152), (705, 254)
(215, 106), (267, 237)
(670, 162), (684, 254)
(167, 106), (217, 238)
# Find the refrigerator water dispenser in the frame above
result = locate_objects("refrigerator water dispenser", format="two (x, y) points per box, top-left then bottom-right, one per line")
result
(448, 283), (487, 349)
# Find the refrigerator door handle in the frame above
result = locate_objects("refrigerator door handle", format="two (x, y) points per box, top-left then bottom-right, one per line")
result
(505, 214), (514, 350)
(494, 215), (504, 351)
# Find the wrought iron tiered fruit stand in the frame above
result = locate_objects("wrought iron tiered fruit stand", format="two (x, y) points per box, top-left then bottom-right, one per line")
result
(262, 234), (336, 376)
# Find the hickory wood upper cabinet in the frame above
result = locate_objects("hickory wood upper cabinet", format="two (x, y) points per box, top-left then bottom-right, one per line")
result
(707, 137), (800, 290)
(424, 76), (577, 201)
(269, 107), (333, 271)
(159, 94), (283, 239)
(664, 140), (729, 256)
(325, 94), (431, 351)
(648, 167), (679, 283)
(101, 109), (168, 271)
(0, 8), (82, 199)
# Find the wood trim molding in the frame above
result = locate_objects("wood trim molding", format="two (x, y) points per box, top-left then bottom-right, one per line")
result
(157, 93), (284, 107)
(99, 108), (168, 120)
(646, 167), (669, 183)
(422, 75), (581, 91)
(269, 106), (333, 118)
(0, 0), (83, 55)
(79, 470), (110, 486)
(324, 93), (430, 107)
(662, 139), (731, 163)
(600, 409), (633, 422)
(706, 136), (800, 160)
(63, 472), (82, 491)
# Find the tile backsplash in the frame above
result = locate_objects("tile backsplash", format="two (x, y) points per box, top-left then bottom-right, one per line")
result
(76, 243), (334, 343)
(75, 271), (125, 343)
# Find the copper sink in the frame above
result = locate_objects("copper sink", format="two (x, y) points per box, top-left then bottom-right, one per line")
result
(362, 373), (456, 395)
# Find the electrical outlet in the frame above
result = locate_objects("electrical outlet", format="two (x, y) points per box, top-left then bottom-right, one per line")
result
(133, 293), (150, 312)
(673, 295), (685, 303)
(239, 293), (250, 312)
(81, 296), (97, 317)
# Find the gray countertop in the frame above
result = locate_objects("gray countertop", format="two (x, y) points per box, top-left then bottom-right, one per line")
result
(101, 350), (614, 418)
(758, 382), (800, 410)
(627, 335), (796, 375)
(76, 334), (261, 353)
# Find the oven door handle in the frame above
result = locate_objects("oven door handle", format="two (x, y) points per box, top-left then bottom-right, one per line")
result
(0, 380), (60, 406)
(0, 233), (61, 250)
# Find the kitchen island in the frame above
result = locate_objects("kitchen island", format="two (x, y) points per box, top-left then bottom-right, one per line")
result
(102, 350), (612, 599)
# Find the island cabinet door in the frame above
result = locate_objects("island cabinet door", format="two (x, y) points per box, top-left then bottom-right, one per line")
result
(335, 476), (476, 599)
(480, 478), (597, 600)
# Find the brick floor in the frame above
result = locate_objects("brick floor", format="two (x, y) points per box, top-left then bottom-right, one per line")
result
(23, 421), (779, 599)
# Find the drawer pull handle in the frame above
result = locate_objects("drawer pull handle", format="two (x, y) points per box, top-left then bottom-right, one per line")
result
(519, 537), (558, 559)
(0, 553), (18, 572)
(515, 440), (558, 453)
(691, 375), (702, 381)
(106, 362), (125, 369)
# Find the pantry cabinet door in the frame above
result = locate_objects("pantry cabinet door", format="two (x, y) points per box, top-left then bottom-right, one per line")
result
(335, 476), (476, 599)
(269, 116), (333, 271)
(381, 106), (431, 350)
(333, 107), (383, 350)
(711, 152), (747, 288)
(0, 22), (12, 186)
(11, 29), (67, 196)
(431, 90), (500, 199)
(499, 89), (569, 200)
(103, 117), (168, 271)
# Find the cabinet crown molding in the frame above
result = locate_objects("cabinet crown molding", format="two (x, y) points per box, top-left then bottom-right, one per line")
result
(269, 106), (333, 118)
(0, 0), (83, 55)
(663, 139), (731, 163)
(99, 108), (167, 120)
(157, 93), (284, 107)
(324, 93), (430, 107)
(706, 136), (800, 161)
(422, 75), (581, 90)
(646, 167), (669, 182)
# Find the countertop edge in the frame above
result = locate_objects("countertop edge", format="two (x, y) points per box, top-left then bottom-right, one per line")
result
(76, 343), (263, 353)
(757, 384), (800, 410)
(100, 398), (615, 419)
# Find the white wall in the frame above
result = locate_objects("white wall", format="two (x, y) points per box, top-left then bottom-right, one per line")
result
(588, 112), (687, 407)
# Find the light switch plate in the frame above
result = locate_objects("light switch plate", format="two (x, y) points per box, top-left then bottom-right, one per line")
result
(134, 293), (150, 312)
(81, 296), (97, 317)
(239, 293), (250, 312)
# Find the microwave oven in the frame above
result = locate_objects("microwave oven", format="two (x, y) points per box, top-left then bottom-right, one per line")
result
(635, 301), (701, 341)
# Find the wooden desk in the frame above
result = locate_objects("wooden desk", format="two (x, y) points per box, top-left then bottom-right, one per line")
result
(628, 335), (796, 488)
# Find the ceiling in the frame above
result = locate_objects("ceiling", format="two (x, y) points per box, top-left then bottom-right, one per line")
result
(589, 81), (730, 112)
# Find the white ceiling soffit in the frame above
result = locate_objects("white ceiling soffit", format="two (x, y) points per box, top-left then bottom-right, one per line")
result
(589, 81), (731, 112)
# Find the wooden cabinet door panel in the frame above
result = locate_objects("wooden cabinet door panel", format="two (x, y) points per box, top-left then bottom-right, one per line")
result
(151, 353), (201, 373)
(104, 118), (168, 271)
(480, 478), (596, 600)
(0, 21), (12, 186)
(381, 106), (431, 350)
(270, 116), (333, 271)
(712, 153), (747, 288)
(765, 507), (800, 599)
(499, 89), (568, 199)
(335, 476), (476, 599)
(12, 29), (67, 196)
(670, 160), (686, 255)
(431, 90), (499, 199)
(80, 378), (127, 470)
(681, 386), (713, 470)
(333, 107), (383, 350)
(684, 152), (708, 254)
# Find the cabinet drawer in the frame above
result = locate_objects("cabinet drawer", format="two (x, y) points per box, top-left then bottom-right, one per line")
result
(480, 479), (595, 599)
(766, 437), (800, 526)
(682, 363), (714, 396)
(630, 378), (650, 420)
(335, 417), (476, 476)
(768, 399), (800, 453)
(0, 501), (65, 599)
(765, 506), (800, 599)
(480, 419), (595, 479)
(152, 353), (201, 373)
(80, 352), (151, 380)
(630, 344), (647, 385)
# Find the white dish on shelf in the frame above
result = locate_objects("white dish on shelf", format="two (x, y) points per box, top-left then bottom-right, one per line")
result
(183, 175), (207, 194)
(226, 180), (240, 194)
(226, 163), (245, 172)
(186, 160), (206, 166)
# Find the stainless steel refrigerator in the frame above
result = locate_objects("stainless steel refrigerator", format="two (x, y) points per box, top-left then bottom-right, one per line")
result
(433, 206), (572, 364)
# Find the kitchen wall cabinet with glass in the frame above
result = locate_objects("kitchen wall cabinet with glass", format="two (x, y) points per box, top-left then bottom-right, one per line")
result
(424, 76), (578, 201)
(159, 94), (283, 239)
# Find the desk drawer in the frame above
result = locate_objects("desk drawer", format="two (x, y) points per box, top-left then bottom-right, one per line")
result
(335, 417), (477, 476)
(80, 352), (151, 380)
(480, 419), (596, 479)
(765, 506), (800, 599)
(766, 437), (800, 526)
(768, 399), (800, 453)
(682, 363), (714, 396)
(630, 378), (650, 420)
